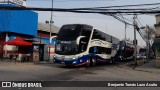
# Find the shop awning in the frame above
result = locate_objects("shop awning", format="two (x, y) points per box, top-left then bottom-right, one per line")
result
(152, 38), (160, 48)
(3, 37), (32, 46)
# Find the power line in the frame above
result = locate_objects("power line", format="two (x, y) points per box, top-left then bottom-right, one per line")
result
(117, 13), (132, 22)
(136, 17), (144, 27)
(65, 2), (160, 9)
(0, 5), (160, 14)
(27, 0), (116, 2)
(137, 28), (147, 43)
(109, 14), (133, 25)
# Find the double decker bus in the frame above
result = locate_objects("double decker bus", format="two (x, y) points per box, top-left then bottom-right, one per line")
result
(53, 24), (119, 67)
(116, 40), (134, 61)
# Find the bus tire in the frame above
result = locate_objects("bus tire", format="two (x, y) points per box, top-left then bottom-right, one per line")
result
(86, 58), (91, 67)
(91, 59), (96, 67)
(109, 57), (114, 64)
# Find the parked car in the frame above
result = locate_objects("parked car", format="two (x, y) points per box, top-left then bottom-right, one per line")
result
(136, 54), (142, 59)
(139, 48), (146, 59)
(150, 51), (156, 59)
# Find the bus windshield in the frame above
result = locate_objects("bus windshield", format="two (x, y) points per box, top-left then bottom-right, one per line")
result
(57, 25), (82, 40)
(55, 24), (93, 55)
(55, 43), (79, 55)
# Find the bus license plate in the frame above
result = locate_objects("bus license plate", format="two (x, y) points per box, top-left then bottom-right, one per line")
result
(61, 62), (65, 64)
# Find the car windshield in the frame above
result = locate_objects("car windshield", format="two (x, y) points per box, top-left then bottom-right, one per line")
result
(139, 49), (146, 56)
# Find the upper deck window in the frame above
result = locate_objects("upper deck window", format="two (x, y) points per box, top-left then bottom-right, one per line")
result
(57, 24), (92, 40)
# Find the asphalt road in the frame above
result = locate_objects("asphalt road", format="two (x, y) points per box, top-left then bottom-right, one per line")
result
(0, 61), (160, 90)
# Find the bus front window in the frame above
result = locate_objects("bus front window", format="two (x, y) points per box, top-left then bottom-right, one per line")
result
(55, 44), (79, 55)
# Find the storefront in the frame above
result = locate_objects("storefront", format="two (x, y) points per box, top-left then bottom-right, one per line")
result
(0, 3), (38, 61)
(0, 2), (59, 62)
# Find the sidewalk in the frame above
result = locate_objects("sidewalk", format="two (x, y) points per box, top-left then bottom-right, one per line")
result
(134, 60), (160, 74)
(0, 58), (54, 64)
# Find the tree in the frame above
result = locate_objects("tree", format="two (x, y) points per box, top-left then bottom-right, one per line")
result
(143, 25), (156, 44)
(142, 25), (156, 60)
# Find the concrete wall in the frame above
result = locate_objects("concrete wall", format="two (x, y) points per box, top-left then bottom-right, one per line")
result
(155, 26), (160, 37)
(155, 15), (160, 37)
(156, 15), (160, 24)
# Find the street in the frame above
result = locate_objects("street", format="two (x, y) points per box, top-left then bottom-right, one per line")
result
(0, 60), (160, 90)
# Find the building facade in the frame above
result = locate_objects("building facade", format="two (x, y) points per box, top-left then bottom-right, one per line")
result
(153, 14), (160, 57)
(0, 2), (38, 58)
(0, 1), (59, 62)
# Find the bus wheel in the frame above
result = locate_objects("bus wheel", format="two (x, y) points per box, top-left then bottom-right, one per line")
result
(86, 58), (91, 67)
(109, 57), (114, 64)
(91, 59), (96, 67)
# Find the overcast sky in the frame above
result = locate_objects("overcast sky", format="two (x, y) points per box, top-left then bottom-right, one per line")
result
(26, 0), (160, 46)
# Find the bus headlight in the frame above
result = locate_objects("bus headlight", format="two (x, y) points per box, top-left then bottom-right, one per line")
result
(72, 61), (77, 64)
(80, 59), (83, 63)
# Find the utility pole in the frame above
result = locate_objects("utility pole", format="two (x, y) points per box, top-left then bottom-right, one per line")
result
(133, 14), (137, 65)
(146, 25), (150, 62)
(125, 23), (127, 45)
(49, 0), (54, 62)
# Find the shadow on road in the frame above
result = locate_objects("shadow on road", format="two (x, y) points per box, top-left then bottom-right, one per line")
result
(56, 61), (130, 70)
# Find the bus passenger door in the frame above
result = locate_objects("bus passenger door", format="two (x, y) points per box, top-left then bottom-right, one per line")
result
(78, 37), (89, 53)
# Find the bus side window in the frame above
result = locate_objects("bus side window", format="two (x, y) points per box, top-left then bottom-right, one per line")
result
(94, 47), (97, 53)
(81, 45), (84, 52)
(89, 47), (102, 54)
(105, 48), (111, 54)
(89, 47), (95, 53)
(89, 47), (112, 54)
(79, 37), (89, 53)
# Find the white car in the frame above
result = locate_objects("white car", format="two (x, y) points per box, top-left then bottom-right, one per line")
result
(136, 54), (142, 59)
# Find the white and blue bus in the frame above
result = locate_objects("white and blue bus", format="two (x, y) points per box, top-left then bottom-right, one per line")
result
(53, 24), (119, 67)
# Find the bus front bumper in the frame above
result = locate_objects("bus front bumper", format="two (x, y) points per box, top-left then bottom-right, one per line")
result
(53, 58), (86, 66)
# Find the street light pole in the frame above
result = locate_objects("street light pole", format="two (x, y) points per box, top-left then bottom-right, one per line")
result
(49, 0), (54, 62)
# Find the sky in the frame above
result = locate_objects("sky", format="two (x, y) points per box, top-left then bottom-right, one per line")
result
(26, 0), (160, 46)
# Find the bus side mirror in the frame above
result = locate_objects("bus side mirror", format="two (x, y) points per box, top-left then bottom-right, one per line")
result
(76, 36), (86, 45)
(50, 36), (57, 44)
